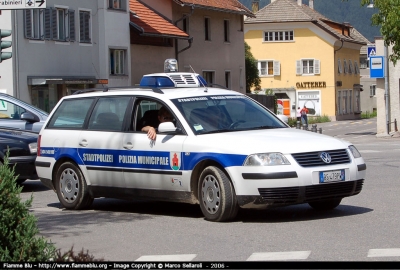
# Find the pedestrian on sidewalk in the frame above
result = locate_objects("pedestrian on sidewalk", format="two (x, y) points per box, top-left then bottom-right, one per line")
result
(296, 107), (301, 123)
(300, 105), (309, 126)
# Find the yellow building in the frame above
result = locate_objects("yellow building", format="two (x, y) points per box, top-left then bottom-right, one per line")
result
(244, 0), (367, 120)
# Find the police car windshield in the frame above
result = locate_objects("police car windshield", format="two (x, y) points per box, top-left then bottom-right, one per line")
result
(171, 95), (287, 134)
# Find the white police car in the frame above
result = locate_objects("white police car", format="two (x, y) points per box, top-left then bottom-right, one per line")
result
(35, 60), (366, 222)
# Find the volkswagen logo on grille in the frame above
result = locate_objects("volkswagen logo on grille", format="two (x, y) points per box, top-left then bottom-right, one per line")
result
(320, 152), (332, 163)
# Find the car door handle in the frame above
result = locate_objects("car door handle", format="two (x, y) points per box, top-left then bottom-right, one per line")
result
(123, 142), (133, 149)
(79, 140), (88, 147)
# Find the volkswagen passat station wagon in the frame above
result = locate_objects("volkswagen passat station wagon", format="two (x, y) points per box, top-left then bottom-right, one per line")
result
(35, 60), (366, 222)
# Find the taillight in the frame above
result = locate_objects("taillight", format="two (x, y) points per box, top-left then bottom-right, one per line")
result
(37, 135), (41, 156)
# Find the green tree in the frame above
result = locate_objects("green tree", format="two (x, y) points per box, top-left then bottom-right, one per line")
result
(245, 42), (261, 93)
(351, 0), (400, 65)
(0, 154), (56, 261)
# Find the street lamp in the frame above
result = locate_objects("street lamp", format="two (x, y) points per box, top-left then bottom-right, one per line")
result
(368, 0), (390, 135)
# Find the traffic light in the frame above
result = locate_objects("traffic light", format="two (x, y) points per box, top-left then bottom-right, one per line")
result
(0, 29), (12, 63)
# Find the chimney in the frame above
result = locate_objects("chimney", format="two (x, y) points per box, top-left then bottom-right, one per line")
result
(297, 0), (302, 6)
(309, 0), (314, 9)
(252, 1), (260, 12)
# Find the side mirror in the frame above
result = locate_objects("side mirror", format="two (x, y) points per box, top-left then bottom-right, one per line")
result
(20, 112), (39, 123)
(158, 122), (180, 133)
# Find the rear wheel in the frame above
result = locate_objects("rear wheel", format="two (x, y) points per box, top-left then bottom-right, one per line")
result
(55, 162), (93, 210)
(308, 198), (342, 210)
(198, 166), (238, 222)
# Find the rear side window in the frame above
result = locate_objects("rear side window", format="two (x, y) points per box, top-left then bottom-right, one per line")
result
(88, 97), (130, 131)
(47, 98), (95, 129)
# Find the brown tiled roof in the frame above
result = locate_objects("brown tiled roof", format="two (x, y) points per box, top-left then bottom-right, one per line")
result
(129, 0), (189, 38)
(173, 0), (254, 17)
(245, 0), (366, 45)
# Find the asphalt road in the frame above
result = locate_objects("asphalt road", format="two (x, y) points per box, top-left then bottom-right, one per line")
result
(19, 118), (400, 262)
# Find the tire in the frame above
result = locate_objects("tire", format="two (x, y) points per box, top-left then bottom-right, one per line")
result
(55, 162), (93, 210)
(198, 166), (238, 222)
(16, 179), (26, 185)
(308, 198), (342, 210)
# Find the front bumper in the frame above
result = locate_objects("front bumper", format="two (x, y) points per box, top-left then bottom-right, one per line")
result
(8, 155), (38, 180)
(237, 179), (364, 208)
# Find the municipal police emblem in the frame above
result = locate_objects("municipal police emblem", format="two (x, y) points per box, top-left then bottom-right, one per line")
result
(170, 152), (181, 170)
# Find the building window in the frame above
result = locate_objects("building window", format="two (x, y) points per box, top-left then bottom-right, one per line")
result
(259, 61), (273, 76)
(110, 49), (125, 75)
(204, 17), (211, 41)
(182, 15), (189, 33)
(348, 90), (353, 113)
(258, 60), (280, 76)
(224, 20), (229, 42)
(203, 71), (215, 84)
(370, 84), (376, 97)
(43, 7), (75, 41)
(109, 0), (126, 10)
(79, 10), (91, 43)
(225, 71), (231, 89)
(296, 59), (320, 75)
(56, 8), (66, 40)
(24, 9), (44, 40)
(264, 30), (293, 42)
(354, 89), (360, 112)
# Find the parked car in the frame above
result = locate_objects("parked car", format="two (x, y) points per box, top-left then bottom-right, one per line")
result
(276, 114), (289, 123)
(0, 127), (38, 184)
(0, 93), (48, 132)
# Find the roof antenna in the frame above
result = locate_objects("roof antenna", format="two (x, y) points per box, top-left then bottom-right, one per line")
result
(189, 65), (208, 92)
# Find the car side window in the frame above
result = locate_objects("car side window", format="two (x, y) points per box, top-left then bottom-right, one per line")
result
(134, 99), (176, 131)
(47, 98), (95, 129)
(88, 97), (130, 131)
(0, 99), (26, 120)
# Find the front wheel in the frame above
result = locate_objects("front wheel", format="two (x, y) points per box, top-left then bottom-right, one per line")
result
(198, 166), (238, 222)
(308, 198), (342, 210)
(55, 162), (93, 210)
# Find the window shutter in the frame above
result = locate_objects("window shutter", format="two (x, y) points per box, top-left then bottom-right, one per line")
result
(273, 60), (280, 76)
(296, 60), (302, 75)
(52, 8), (57, 40)
(348, 60), (353, 74)
(343, 59), (348, 74)
(314, 59), (320, 74)
(69, 10), (75, 41)
(44, 8), (52, 40)
(338, 59), (342, 74)
(354, 61), (359, 74)
(121, 0), (126, 10)
(24, 10), (32, 39)
(85, 12), (91, 42)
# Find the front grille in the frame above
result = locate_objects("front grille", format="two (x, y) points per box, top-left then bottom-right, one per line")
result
(292, 149), (350, 167)
(258, 180), (364, 205)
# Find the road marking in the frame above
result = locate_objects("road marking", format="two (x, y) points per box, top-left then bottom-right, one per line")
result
(246, 251), (311, 261)
(368, 249), (400, 257)
(135, 254), (197, 261)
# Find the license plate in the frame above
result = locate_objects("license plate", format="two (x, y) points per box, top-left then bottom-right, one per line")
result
(319, 169), (345, 183)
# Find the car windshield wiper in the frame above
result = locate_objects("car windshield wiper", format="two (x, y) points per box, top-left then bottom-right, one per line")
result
(200, 129), (238, 134)
(249, 125), (283, 130)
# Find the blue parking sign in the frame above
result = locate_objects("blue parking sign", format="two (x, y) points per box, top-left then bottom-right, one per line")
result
(370, 56), (384, 78)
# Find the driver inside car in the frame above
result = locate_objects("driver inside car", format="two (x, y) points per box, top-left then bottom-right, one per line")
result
(141, 106), (173, 140)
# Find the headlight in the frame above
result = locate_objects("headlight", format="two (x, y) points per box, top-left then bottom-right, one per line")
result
(348, 145), (361, 158)
(244, 153), (290, 166)
(29, 142), (37, 154)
